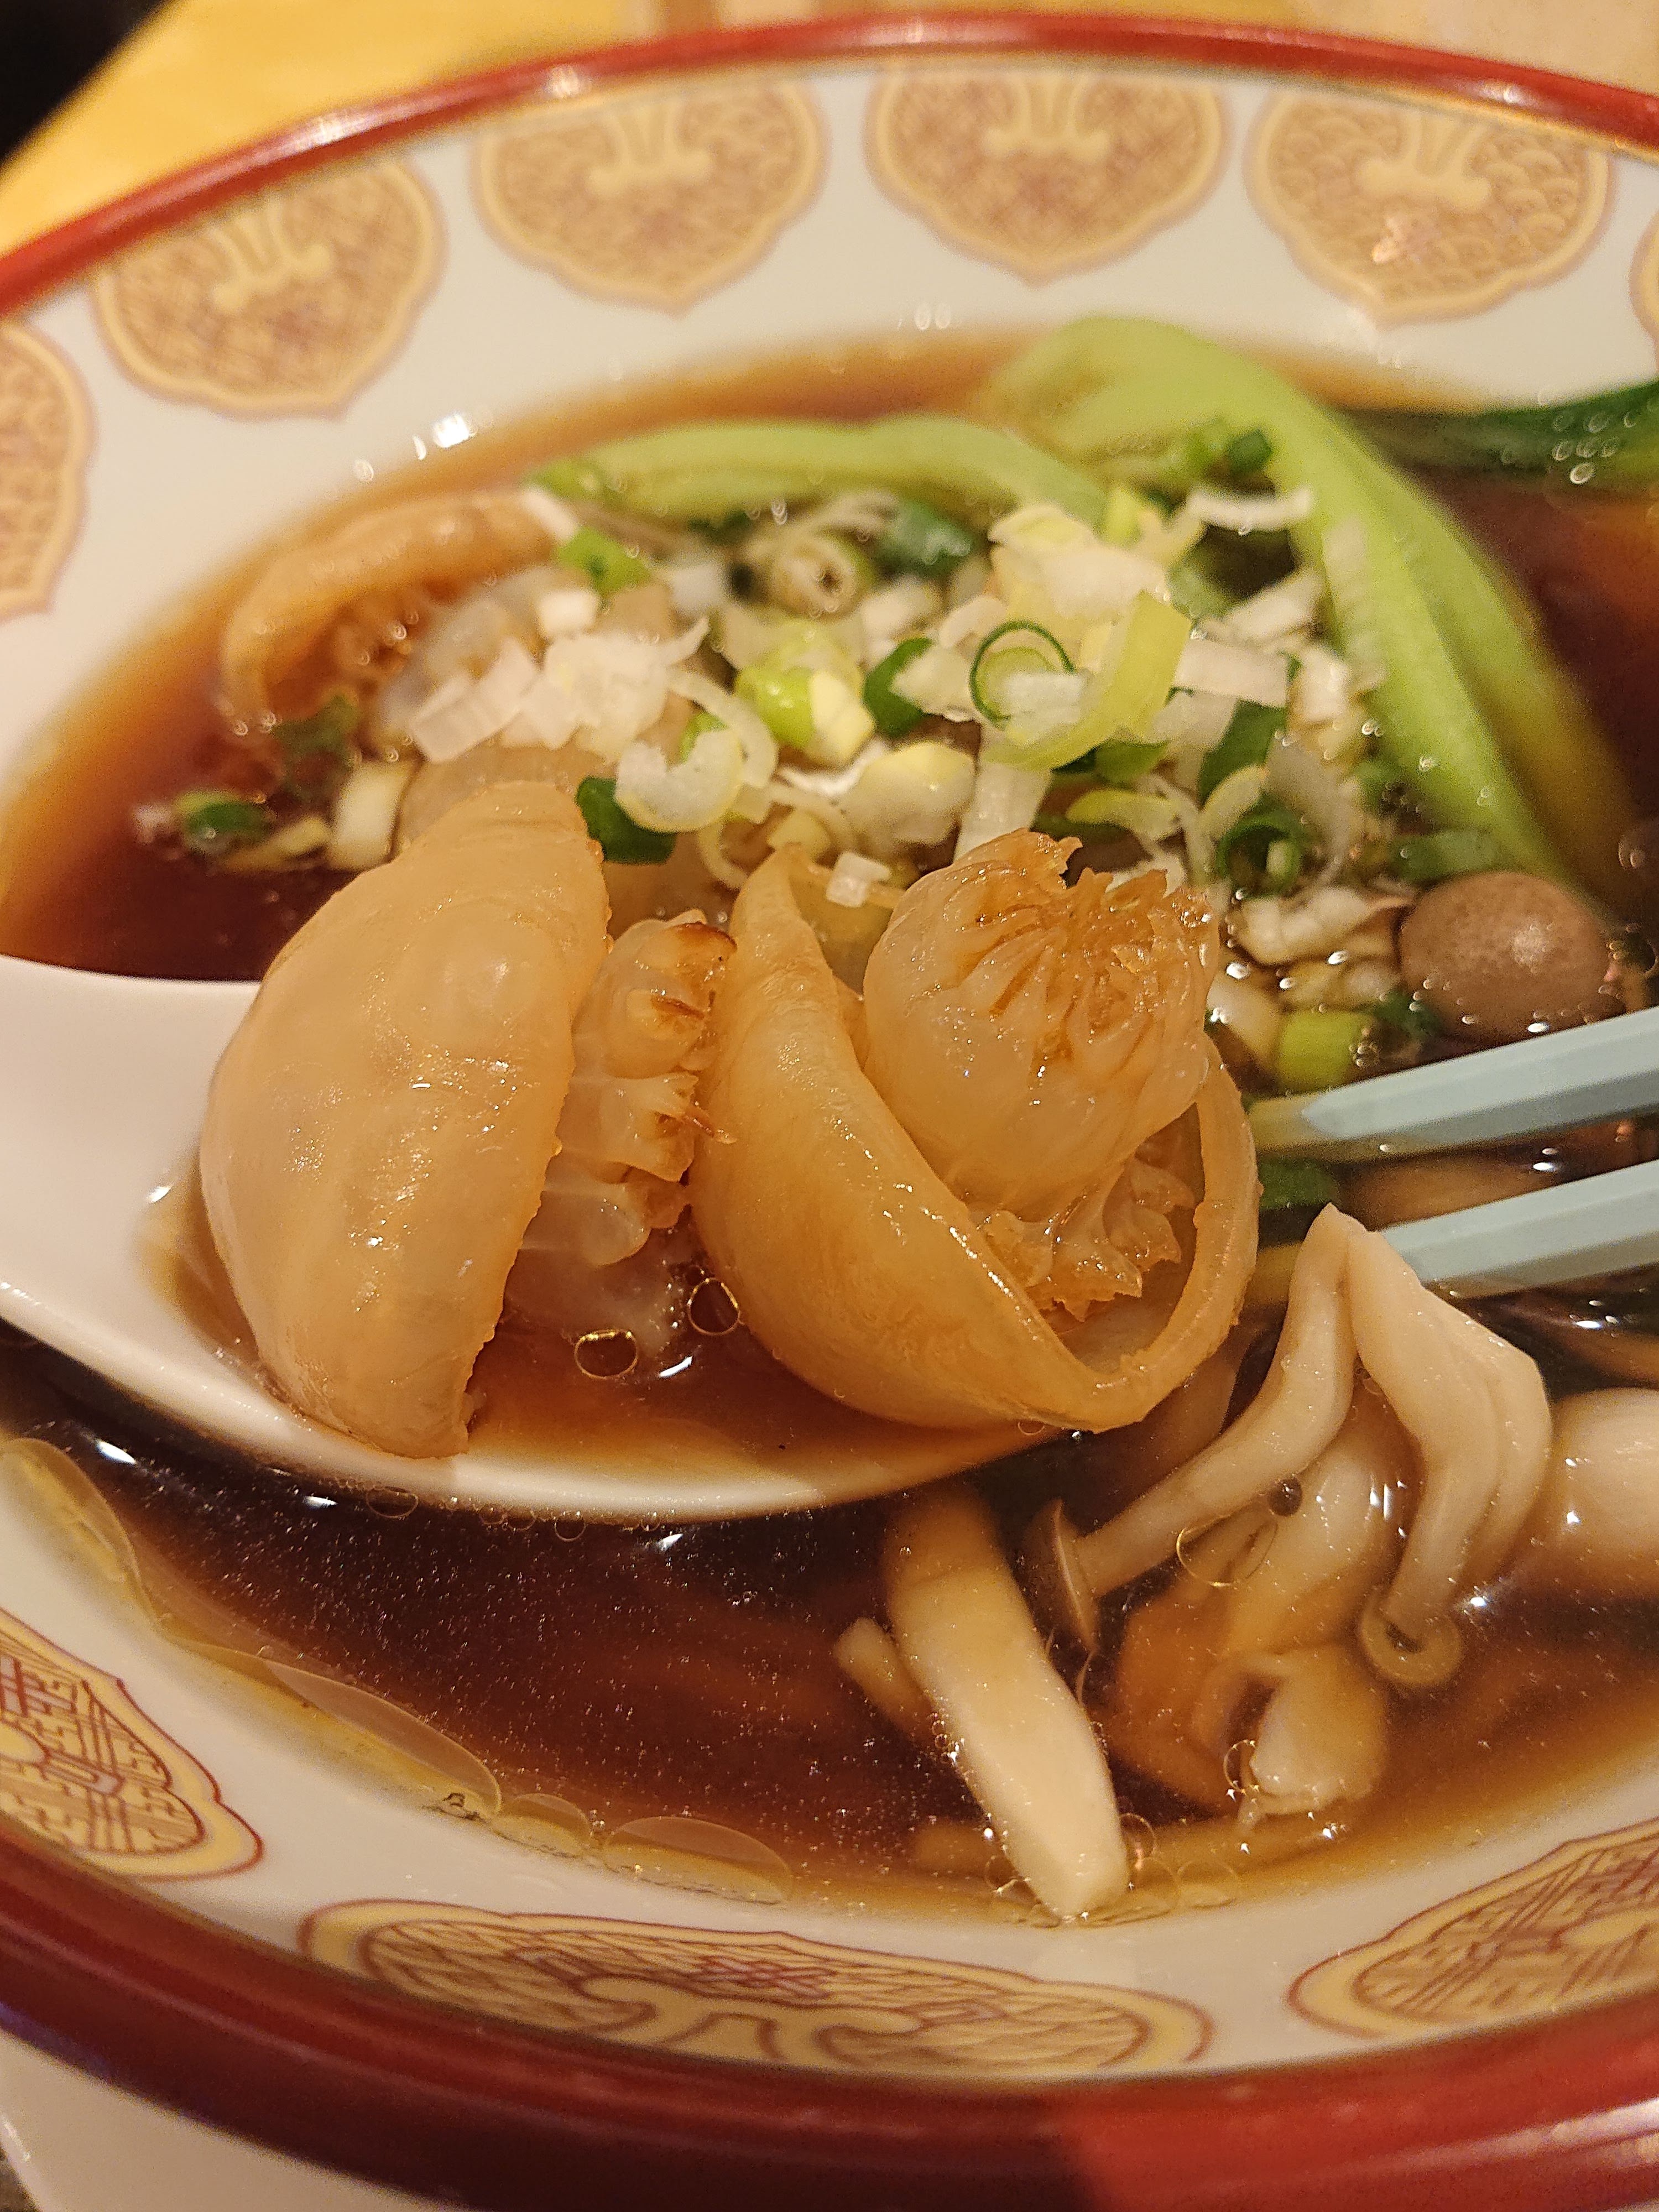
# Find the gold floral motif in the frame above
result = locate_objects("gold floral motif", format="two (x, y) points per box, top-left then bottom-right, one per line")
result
(1248, 95), (1609, 325)
(1295, 1817), (1659, 2040)
(0, 1608), (258, 1879)
(475, 83), (822, 311)
(91, 161), (442, 416)
(867, 69), (1224, 282)
(0, 324), (91, 622)
(305, 1902), (1208, 2075)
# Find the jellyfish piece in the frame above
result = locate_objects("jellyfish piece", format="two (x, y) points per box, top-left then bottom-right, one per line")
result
(508, 911), (732, 1359)
(221, 493), (555, 728)
(199, 782), (609, 1457)
(690, 834), (1258, 1431)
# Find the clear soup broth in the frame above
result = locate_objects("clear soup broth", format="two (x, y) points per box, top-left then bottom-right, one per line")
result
(3, 333), (1658, 1917)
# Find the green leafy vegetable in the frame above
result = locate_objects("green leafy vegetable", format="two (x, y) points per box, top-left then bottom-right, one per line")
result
(1351, 755), (1402, 813)
(1356, 379), (1659, 492)
(576, 777), (676, 864)
(876, 498), (978, 578)
(982, 316), (1634, 900)
(547, 416), (1111, 533)
(864, 639), (930, 735)
(557, 525), (651, 596)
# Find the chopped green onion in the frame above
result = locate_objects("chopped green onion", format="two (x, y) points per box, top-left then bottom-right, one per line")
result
(557, 524), (651, 596)
(679, 708), (723, 759)
(876, 498), (978, 579)
(1387, 828), (1503, 883)
(1064, 787), (1181, 842)
(1372, 985), (1442, 1041)
(1216, 796), (1309, 886)
(1259, 1157), (1339, 1211)
(969, 620), (1073, 724)
(1276, 1009), (1373, 1093)
(990, 592), (1188, 775)
(1225, 427), (1274, 479)
(576, 776), (676, 864)
(174, 790), (274, 855)
(1197, 701), (1284, 804)
(1263, 837), (1301, 893)
(1092, 735), (1167, 785)
(735, 661), (816, 750)
(271, 693), (360, 804)
(864, 639), (931, 736)
(1156, 415), (1233, 491)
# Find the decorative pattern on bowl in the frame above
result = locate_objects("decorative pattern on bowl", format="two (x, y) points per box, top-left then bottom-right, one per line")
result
(1295, 1814), (1659, 2041)
(0, 324), (89, 620)
(474, 81), (822, 309)
(0, 1603), (257, 1880)
(1246, 93), (1610, 323)
(865, 68), (1224, 279)
(304, 1903), (1210, 2075)
(90, 162), (442, 416)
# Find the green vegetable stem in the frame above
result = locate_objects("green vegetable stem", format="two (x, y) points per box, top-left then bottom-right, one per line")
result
(981, 317), (1634, 904)
(534, 417), (1109, 532)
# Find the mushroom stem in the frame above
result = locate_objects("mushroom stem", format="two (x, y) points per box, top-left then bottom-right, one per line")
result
(884, 1485), (1129, 1919)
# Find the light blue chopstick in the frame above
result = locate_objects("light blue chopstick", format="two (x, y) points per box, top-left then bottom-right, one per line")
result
(1250, 1005), (1659, 1162)
(1383, 1156), (1659, 1292)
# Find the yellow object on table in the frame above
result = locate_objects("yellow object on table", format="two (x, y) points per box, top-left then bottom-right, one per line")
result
(1, 0), (1656, 264)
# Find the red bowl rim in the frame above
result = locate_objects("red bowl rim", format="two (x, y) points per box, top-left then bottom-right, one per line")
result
(6, 15), (1659, 2207)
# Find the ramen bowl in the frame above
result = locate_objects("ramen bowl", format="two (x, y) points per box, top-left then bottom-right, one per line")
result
(4, 15), (1659, 2208)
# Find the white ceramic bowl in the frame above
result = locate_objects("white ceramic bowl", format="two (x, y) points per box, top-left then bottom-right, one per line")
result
(3, 18), (1659, 2206)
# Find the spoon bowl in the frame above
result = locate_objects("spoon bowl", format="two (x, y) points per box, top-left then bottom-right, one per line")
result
(0, 951), (997, 1518)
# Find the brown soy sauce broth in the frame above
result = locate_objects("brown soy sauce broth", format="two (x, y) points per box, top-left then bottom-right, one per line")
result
(6, 334), (1659, 1910)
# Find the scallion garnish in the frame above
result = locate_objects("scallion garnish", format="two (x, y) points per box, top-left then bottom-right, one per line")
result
(1258, 1157), (1340, 1211)
(1372, 985), (1442, 1041)
(557, 524), (651, 597)
(1197, 701), (1284, 804)
(1092, 735), (1166, 786)
(174, 790), (274, 855)
(876, 498), (977, 580)
(576, 776), (676, 864)
(272, 693), (360, 804)
(1275, 1009), (1374, 1093)
(969, 621), (1074, 725)
(863, 638), (931, 736)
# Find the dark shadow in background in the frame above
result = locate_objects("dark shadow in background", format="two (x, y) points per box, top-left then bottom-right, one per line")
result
(1, 1), (164, 163)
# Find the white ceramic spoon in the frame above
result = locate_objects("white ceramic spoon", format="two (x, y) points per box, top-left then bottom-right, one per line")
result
(0, 953), (1000, 1521)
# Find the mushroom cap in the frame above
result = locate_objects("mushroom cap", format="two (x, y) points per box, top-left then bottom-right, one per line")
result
(1397, 870), (1615, 1046)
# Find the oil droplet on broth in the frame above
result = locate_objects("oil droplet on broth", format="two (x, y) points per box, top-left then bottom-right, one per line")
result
(599, 1815), (794, 1905)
